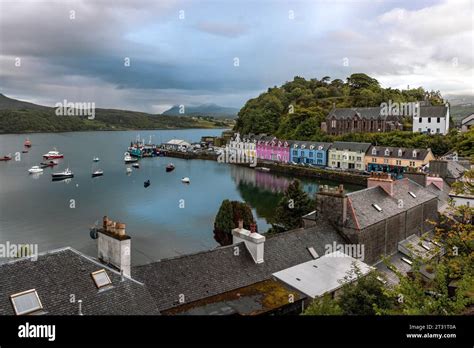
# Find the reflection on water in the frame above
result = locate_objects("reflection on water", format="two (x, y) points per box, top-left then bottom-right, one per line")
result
(0, 129), (362, 265)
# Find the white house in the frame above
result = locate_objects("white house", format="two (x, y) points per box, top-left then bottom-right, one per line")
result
(412, 104), (450, 135)
(226, 133), (257, 163)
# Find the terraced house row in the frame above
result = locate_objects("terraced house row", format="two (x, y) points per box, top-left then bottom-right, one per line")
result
(227, 133), (435, 175)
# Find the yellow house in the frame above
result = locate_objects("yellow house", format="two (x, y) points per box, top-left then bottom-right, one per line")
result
(366, 146), (435, 174)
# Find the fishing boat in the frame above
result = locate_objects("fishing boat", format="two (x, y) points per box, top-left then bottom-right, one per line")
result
(92, 169), (104, 177)
(126, 167), (132, 174)
(124, 152), (138, 163)
(43, 149), (64, 159)
(24, 138), (32, 148)
(93, 157), (100, 162)
(166, 163), (175, 172)
(144, 180), (151, 188)
(51, 168), (74, 179)
(132, 162), (140, 168)
(0, 154), (12, 161)
(28, 166), (43, 174)
(181, 177), (190, 184)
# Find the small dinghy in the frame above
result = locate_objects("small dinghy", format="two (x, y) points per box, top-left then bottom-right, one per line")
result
(28, 166), (43, 174)
(22, 150), (28, 153)
(126, 167), (132, 174)
(166, 163), (175, 172)
(0, 154), (12, 161)
(92, 169), (104, 177)
(132, 162), (140, 168)
(93, 157), (100, 162)
(144, 180), (151, 188)
(181, 177), (190, 184)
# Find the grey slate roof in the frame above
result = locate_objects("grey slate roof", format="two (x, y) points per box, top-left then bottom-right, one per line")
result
(328, 105), (447, 119)
(367, 145), (432, 161)
(447, 160), (467, 179)
(132, 220), (346, 312)
(426, 182), (450, 211)
(288, 141), (332, 151)
(346, 178), (437, 229)
(330, 141), (371, 153)
(418, 105), (449, 118)
(0, 247), (159, 315)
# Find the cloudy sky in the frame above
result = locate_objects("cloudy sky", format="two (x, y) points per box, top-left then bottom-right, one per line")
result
(0, 0), (472, 113)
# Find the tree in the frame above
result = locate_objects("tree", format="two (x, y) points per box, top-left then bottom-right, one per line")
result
(213, 200), (257, 246)
(213, 200), (234, 246)
(270, 180), (313, 233)
(303, 265), (394, 315)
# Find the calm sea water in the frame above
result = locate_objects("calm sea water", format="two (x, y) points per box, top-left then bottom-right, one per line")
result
(0, 129), (361, 265)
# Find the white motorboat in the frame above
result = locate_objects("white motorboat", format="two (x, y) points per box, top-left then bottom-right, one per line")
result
(124, 152), (138, 163)
(28, 166), (43, 174)
(92, 169), (104, 177)
(181, 177), (190, 183)
(52, 168), (74, 179)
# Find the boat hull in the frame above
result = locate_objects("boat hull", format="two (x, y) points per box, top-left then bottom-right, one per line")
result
(43, 155), (64, 159)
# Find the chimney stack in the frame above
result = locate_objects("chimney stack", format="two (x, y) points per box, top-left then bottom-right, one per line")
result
(97, 216), (131, 277)
(367, 172), (395, 196)
(232, 222), (265, 264)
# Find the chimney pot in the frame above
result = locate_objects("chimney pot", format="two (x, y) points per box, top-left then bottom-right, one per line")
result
(238, 219), (243, 229)
(250, 223), (256, 233)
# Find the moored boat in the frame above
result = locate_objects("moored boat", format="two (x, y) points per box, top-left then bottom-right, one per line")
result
(24, 138), (32, 148)
(124, 152), (138, 163)
(51, 168), (74, 179)
(126, 167), (132, 174)
(93, 157), (100, 162)
(181, 177), (190, 183)
(166, 163), (175, 172)
(28, 166), (43, 174)
(43, 149), (64, 159)
(144, 180), (151, 188)
(40, 160), (58, 168)
(0, 154), (12, 161)
(92, 169), (104, 177)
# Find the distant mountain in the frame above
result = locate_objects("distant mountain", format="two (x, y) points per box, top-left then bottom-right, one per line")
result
(0, 94), (231, 133)
(162, 104), (239, 118)
(0, 93), (50, 110)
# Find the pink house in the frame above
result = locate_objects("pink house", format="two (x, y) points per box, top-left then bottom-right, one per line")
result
(256, 136), (290, 163)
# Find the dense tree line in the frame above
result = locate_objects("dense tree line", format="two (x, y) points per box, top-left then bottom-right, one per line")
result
(233, 73), (474, 158)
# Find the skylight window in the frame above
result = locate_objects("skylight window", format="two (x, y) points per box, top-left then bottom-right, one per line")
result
(372, 203), (383, 212)
(10, 289), (43, 315)
(91, 269), (112, 289)
(409, 191), (417, 198)
(401, 257), (413, 265)
(421, 243), (431, 251)
(307, 247), (319, 259)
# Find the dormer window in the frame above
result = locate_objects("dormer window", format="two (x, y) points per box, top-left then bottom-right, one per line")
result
(318, 145), (323, 150)
(310, 145), (315, 150)
(412, 150), (417, 158)
(372, 147), (377, 155)
(384, 148), (390, 156)
(301, 145), (306, 149)
(293, 144), (298, 149)
(398, 149), (403, 157)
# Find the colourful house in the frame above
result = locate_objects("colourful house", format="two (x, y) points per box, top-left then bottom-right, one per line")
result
(366, 146), (435, 175)
(289, 141), (332, 166)
(256, 136), (290, 163)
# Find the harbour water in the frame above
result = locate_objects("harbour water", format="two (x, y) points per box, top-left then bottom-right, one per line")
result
(0, 129), (361, 265)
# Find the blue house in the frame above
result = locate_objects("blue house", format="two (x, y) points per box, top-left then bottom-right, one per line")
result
(289, 141), (332, 166)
